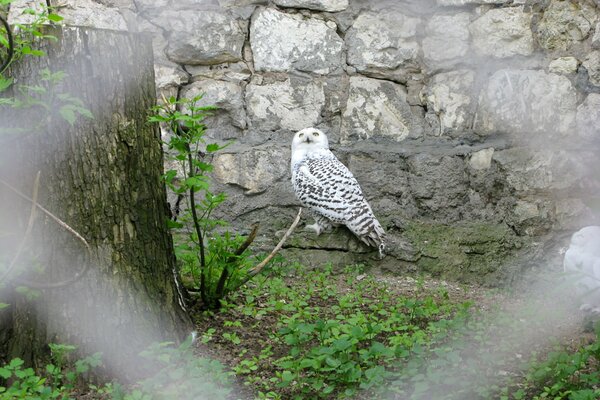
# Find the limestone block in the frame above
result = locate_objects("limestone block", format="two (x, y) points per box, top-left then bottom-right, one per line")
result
(422, 13), (471, 64)
(407, 154), (469, 213)
(179, 79), (247, 139)
(250, 8), (344, 74)
(469, 7), (534, 58)
(474, 70), (577, 136)
(493, 148), (592, 192)
(583, 50), (600, 86)
(422, 70), (475, 136)
(246, 77), (325, 131)
(536, 0), (596, 51)
(548, 57), (579, 74)
(346, 11), (420, 82)
(154, 64), (189, 90)
(437, 0), (510, 5)
(212, 147), (290, 195)
(272, 0), (349, 12)
(593, 22), (600, 48)
(340, 76), (421, 143)
(159, 11), (245, 65)
(576, 93), (600, 139)
(9, 0), (127, 30)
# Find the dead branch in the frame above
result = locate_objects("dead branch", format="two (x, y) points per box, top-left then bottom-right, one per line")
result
(0, 171), (41, 284)
(0, 176), (91, 289)
(227, 208), (302, 295)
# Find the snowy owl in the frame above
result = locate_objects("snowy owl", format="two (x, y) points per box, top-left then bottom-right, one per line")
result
(290, 127), (386, 258)
(563, 226), (600, 313)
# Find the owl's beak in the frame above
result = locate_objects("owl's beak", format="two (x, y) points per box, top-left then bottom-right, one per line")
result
(304, 136), (313, 143)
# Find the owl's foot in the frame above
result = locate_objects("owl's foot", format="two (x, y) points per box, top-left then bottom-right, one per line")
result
(305, 218), (332, 236)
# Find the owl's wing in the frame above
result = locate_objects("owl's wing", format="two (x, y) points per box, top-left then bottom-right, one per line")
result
(295, 156), (385, 251)
(294, 156), (360, 222)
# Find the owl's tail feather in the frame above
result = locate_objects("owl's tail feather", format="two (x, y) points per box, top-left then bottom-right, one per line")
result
(358, 219), (386, 259)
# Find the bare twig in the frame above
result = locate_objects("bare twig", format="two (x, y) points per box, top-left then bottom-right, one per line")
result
(0, 176), (91, 289)
(227, 208), (302, 294)
(0, 171), (41, 284)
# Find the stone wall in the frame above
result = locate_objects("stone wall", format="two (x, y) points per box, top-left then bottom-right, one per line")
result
(9, 0), (600, 284)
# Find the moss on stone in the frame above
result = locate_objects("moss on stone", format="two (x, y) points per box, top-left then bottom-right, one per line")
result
(404, 220), (525, 286)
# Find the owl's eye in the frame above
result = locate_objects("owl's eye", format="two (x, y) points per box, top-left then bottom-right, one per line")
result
(312, 131), (319, 136)
(299, 133), (304, 138)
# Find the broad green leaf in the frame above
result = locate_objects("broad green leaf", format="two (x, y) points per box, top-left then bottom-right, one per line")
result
(59, 105), (76, 125)
(47, 13), (64, 22)
(0, 368), (10, 379)
(0, 303), (9, 310)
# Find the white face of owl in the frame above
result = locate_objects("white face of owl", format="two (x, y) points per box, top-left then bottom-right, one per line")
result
(291, 128), (329, 152)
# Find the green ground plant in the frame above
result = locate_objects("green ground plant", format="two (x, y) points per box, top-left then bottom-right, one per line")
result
(0, 343), (101, 399)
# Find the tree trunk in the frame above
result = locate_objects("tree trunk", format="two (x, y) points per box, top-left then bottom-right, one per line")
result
(0, 26), (190, 379)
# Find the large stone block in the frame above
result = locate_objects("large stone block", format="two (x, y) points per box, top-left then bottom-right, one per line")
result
(272, 0), (348, 12)
(407, 154), (469, 215)
(159, 10), (245, 65)
(246, 77), (325, 131)
(437, 0), (510, 5)
(9, 0), (127, 30)
(469, 7), (534, 58)
(212, 146), (290, 195)
(250, 8), (344, 74)
(340, 76), (422, 143)
(474, 70), (577, 137)
(421, 70), (475, 136)
(536, 0), (596, 51)
(345, 11), (420, 82)
(493, 148), (592, 192)
(576, 93), (600, 140)
(179, 79), (247, 139)
(422, 13), (470, 65)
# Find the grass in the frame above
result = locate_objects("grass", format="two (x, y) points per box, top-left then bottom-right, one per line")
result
(193, 263), (599, 400)
(2, 263), (598, 399)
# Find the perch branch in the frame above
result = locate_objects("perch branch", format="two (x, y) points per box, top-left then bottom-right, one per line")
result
(228, 208), (302, 295)
(0, 176), (91, 289)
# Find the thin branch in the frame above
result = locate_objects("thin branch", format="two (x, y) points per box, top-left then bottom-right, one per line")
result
(215, 223), (259, 301)
(0, 176), (91, 289)
(0, 171), (40, 284)
(228, 208), (302, 294)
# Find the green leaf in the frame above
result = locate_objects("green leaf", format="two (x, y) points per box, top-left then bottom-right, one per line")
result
(0, 77), (13, 93)
(59, 106), (76, 125)
(0, 303), (9, 310)
(47, 13), (64, 22)
(0, 367), (11, 379)
(206, 143), (220, 153)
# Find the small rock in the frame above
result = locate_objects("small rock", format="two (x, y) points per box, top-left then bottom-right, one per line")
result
(583, 50), (600, 87)
(548, 57), (579, 75)
(469, 148), (495, 170)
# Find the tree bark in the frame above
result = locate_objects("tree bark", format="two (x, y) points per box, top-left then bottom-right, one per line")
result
(0, 26), (190, 379)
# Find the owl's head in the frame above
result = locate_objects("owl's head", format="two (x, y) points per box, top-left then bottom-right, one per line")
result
(291, 128), (329, 152)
